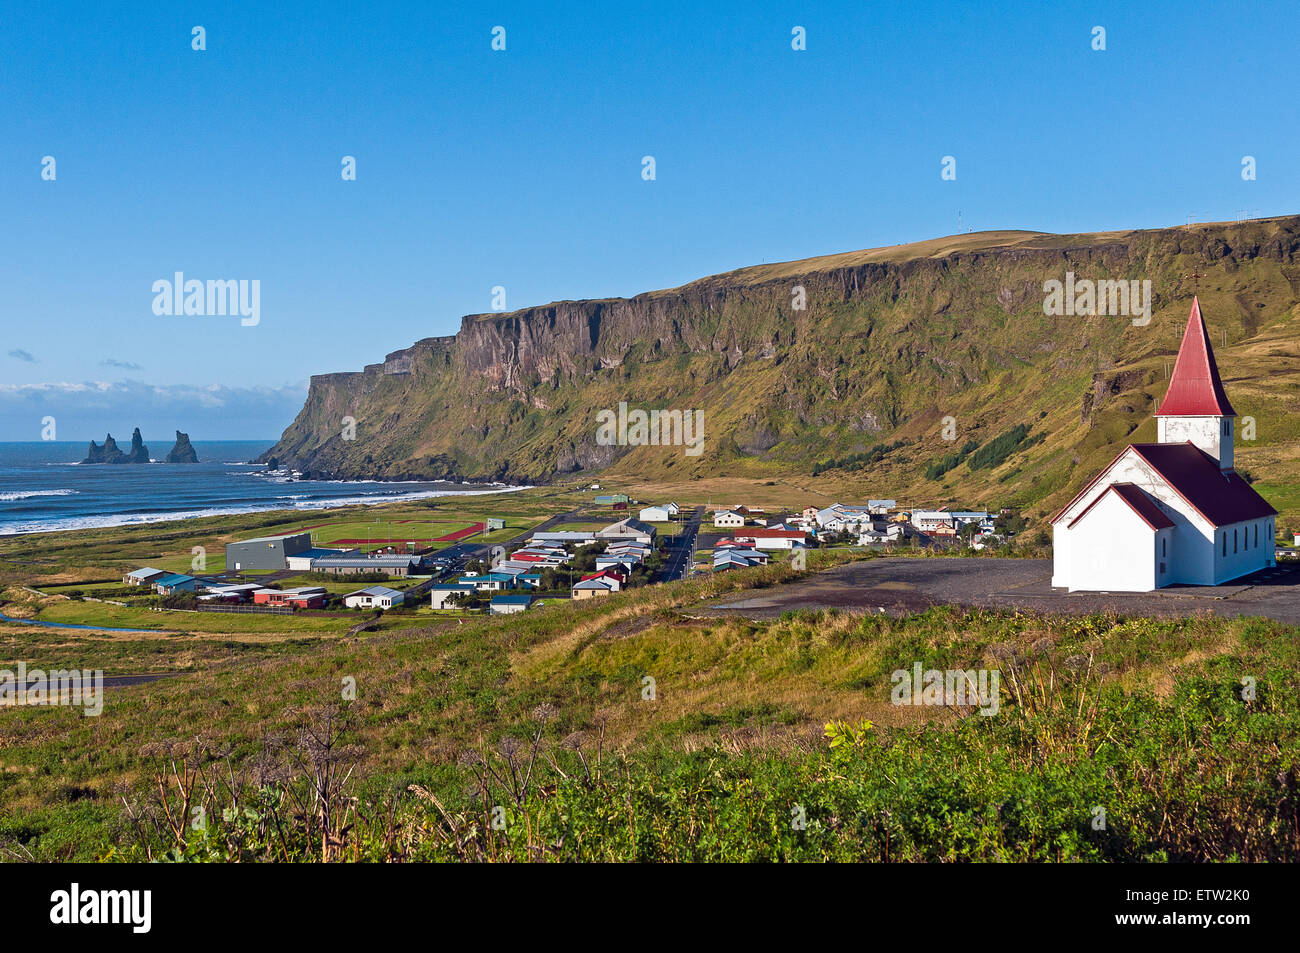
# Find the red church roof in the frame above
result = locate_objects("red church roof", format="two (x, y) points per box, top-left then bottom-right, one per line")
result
(1129, 443), (1273, 526)
(1051, 442), (1276, 528)
(1155, 297), (1237, 417)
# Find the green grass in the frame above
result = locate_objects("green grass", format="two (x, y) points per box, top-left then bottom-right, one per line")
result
(27, 599), (351, 635)
(1, 540), (1297, 862)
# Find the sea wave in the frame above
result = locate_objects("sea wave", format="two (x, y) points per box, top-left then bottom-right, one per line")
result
(0, 485), (530, 535)
(0, 489), (79, 501)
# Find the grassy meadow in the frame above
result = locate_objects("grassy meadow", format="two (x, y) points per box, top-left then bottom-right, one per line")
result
(1, 524), (1297, 862)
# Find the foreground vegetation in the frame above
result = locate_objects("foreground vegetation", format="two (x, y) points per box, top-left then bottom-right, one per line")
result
(1, 538), (1296, 862)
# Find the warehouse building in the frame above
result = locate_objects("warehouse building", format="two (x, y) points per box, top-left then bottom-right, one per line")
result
(309, 553), (424, 576)
(225, 532), (314, 572)
(285, 547), (354, 571)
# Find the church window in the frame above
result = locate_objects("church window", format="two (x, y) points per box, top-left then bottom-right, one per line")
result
(1161, 537), (1166, 557)
(1234, 529), (1238, 553)
(1222, 533), (1227, 557)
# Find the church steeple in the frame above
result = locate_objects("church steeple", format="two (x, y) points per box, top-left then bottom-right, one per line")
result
(1155, 297), (1236, 470)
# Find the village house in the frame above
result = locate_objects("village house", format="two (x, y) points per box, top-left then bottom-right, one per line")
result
(252, 586), (328, 609)
(1051, 298), (1276, 591)
(911, 511), (959, 536)
(572, 568), (627, 599)
(814, 504), (874, 533)
(123, 567), (167, 586)
(490, 593), (534, 615)
(430, 584), (476, 609)
(597, 518), (656, 544)
(713, 510), (746, 528)
(197, 583), (261, 604)
(638, 502), (679, 522)
(596, 553), (642, 573)
(731, 527), (807, 550)
(858, 524), (904, 545)
(343, 585), (405, 609)
(152, 573), (200, 595)
(712, 542), (769, 571)
(458, 572), (517, 592)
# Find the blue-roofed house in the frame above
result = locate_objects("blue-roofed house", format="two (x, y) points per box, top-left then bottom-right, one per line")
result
(152, 573), (199, 595)
(490, 593), (533, 615)
(458, 572), (517, 592)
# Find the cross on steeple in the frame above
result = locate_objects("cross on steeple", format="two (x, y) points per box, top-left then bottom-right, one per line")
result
(1184, 268), (1206, 292)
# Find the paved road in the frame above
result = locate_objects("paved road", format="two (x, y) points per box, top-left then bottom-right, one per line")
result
(658, 507), (704, 582)
(699, 556), (1300, 624)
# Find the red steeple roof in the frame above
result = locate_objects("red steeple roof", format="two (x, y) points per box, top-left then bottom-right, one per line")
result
(1155, 297), (1236, 417)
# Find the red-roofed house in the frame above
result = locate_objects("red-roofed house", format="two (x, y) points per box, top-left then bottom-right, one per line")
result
(1051, 298), (1276, 591)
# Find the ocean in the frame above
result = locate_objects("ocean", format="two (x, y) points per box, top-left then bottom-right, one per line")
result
(0, 441), (521, 536)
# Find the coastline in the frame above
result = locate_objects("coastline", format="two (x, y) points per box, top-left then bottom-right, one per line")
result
(0, 483), (533, 538)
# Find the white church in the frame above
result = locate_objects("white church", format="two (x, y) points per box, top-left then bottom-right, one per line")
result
(1051, 297), (1277, 592)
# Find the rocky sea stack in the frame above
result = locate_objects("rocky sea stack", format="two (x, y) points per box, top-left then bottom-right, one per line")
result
(165, 431), (199, 463)
(82, 428), (150, 464)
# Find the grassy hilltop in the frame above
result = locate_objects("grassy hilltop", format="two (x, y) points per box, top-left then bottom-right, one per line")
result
(261, 215), (1300, 525)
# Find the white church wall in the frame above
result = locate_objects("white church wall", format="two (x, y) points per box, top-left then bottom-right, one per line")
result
(1157, 416), (1232, 469)
(1050, 521), (1073, 587)
(1058, 491), (1158, 592)
(1050, 447), (1222, 587)
(1211, 518), (1273, 584)
(1053, 450), (1216, 587)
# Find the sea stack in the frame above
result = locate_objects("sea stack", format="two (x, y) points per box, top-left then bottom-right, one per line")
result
(81, 428), (151, 464)
(82, 434), (126, 464)
(124, 428), (150, 463)
(165, 431), (199, 463)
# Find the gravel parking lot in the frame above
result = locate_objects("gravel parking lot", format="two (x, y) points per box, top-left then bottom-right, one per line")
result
(701, 556), (1300, 623)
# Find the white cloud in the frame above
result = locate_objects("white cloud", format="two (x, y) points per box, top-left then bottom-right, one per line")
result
(0, 379), (307, 440)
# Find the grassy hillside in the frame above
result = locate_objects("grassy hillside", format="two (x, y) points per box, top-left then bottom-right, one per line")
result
(261, 215), (1300, 527)
(2, 550), (1297, 861)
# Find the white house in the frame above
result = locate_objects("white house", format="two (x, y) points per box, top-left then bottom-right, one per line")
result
(639, 502), (679, 522)
(714, 510), (746, 528)
(911, 511), (958, 535)
(430, 584), (475, 609)
(344, 585), (405, 609)
(123, 567), (167, 586)
(1051, 298), (1276, 592)
(731, 528), (807, 550)
(597, 518), (656, 544)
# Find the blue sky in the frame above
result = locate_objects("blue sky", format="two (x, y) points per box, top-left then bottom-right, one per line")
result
(1, 0), (1296, 439)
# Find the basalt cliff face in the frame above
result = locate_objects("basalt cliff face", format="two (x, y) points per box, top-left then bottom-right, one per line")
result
(260, 216), (1300, 514)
